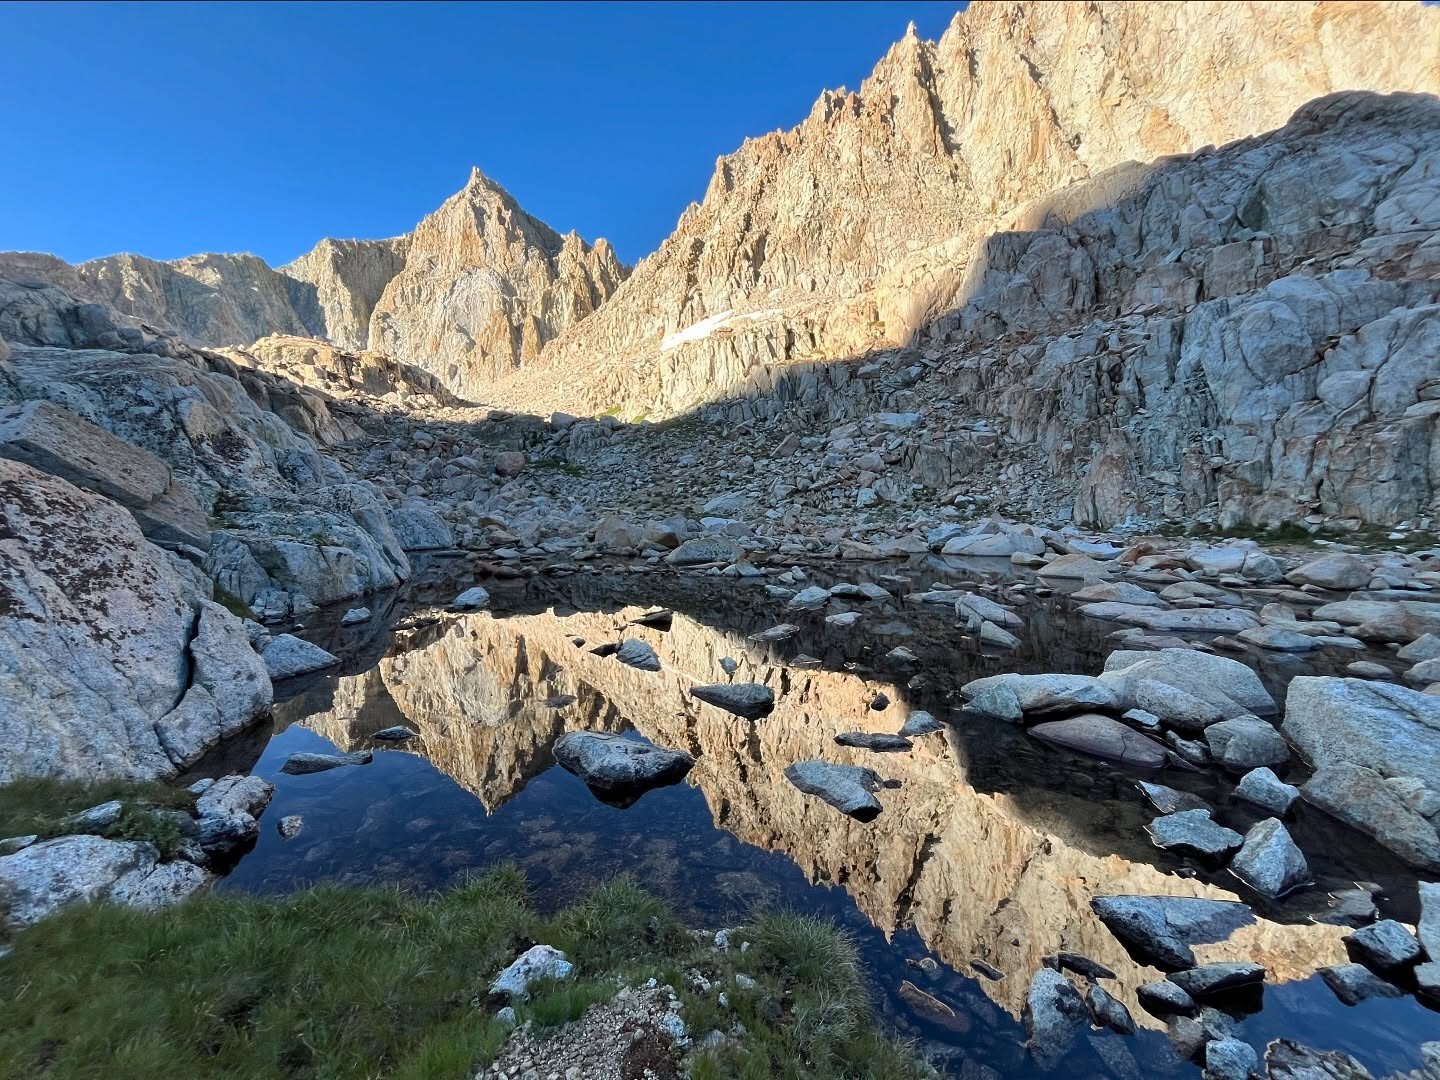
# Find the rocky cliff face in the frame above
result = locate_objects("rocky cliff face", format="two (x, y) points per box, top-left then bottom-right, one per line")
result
(0, 172), (622, 401)
(282, 237), (411, 352)
(504, 0), (1440, 418)
(365, 169), (626, 401)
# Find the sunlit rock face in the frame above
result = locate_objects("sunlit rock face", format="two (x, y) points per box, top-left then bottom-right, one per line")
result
(293, 604), (1348, 1025)
(499, 1), (1440, 419)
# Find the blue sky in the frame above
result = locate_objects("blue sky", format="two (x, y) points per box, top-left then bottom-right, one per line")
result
(5, 2), (964, 267)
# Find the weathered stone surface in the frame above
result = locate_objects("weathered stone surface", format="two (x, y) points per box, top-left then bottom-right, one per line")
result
(834, 732), (912, 752)
(665, 537), (740, 566)
(389, 507), (455, 551)
(452, 586), (491, 610)
(1204, 718), (1290, 771)
(1081, 603), (1260, 634)
(962, 673), (1117, 715)
(261, 634), (340, 681)
(1137, 979), (1196, 1017)
(614, 638), (661, 671)
(1024, 968), (1090, 1070)
(0, 460), (268, 782)
(690, 682), (774, 719)
(1265, 1040), (1373, 1080)
(1168, 962), (1265, 998)
(1090, 895), (1255, 970)
(1230, 818), (1309, 899)
(1234, 768), (1299, 814)
(0, 835), (207, 931)
(1283, 676), (1440, 867)
(1318, 962), (1403, 1006)
(279, 750), (373, 775)
(1072, 581), (1166, 607)
(552, 731), (694, 794)
(1030, 714), (1168, 768)
(1104, 649), (1277, 718)
(783, 761), (884, 822)
(1146, 810), (1243, 859)
(1205, 1038), (1259, 1080)
(490, 944), (575, 1000)
(1420, 881), (1440, 961)
(1286, 554), (1372, 591)
(1137, 782), (1210, 816)
(1345, 919), (1421, 974)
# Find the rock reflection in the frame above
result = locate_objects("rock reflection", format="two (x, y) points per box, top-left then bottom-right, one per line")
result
(277, 601), (1352, 1028)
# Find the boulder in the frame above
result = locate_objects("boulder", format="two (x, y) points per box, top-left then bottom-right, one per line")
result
(1137, 980), (1196, 1017)
(1104, 649), (1276, 717)
(1137, 782), (1211, 815)
(1311, 599), (1440, 642)
(1420, 881), (1440, 961)
(942, 532), (1044, 557)
(1398, 633), (1440, 662)
(1318, 963), (1403, 1006)
(1238, 624), (1317, 651)
(490, 944), (573, 1000)
(1234, 768), (1299, 814)
(0, 834), (208, 931)
(1229, 818), (1309, 898)
(898, 711), (942, 737)
(1023, 968), (1090, 1070)
(261, 634), (340, 680)
(593, 514), (644, 552)
(0, 459), (270, 782)
(1204, 718), (1290, 770)
(1036, 553), (1112, 580)
(665, 536), (740, 566)
(1072, 581), (1166, 607)
(452, 586), (491, 610)
(1283, 676), (1440, 868)
(1205, 1039), (1259, 1080)
(1265, 1041), (1372, 1080)
(834, 732), (912, 752)
(690, 682), (774, 719)
(1090, 895), (1254, 970)
(1146, 810), (1244, 859)
(1345, 919), (1421, 974)
(552, 731), (694, 797)
(1287, 553), (1372, 591)
(783, 761), (884, 821)
(614, 638), (661, 671)
(1030, 713), (1168, 768)
(961, 673), (1118, 715)
(1167, 962), (1265, 998)
(493, 451), (526, 477)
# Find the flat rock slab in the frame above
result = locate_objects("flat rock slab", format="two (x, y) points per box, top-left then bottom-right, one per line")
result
(280, 750), (373, 774)
(1167, 961), (1265, 998)
(1146, 809), (1243, 859)
(1029, 713), (1168, 768)
(1090, 895), (1255, 970)
(1137, 781), (1211, 815)
(784, 760), (884, 821)
(1081, 603), (1260, 633)
(0, 399), (169, 508)
(552, 731), (693, 798)
(690, 682), (774, 719)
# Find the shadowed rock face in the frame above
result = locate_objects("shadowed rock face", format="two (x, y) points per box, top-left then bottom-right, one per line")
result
(287, 603), (1349, 1026)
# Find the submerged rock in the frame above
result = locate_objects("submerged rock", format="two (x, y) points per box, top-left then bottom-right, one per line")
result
(1023, 968), (1090, 1070)
(1318, 962), (1403, 1005)
(1137, 979), (1196, 1016)
(962, 673), (1118, 714)
(783, 761), (884, 821)
(1080, 603), (1259, 633)
(1029, 713), (1168, 768)
(1085, 983), (1135, 1035)
(1204, 718), (1289, 771)
(1090, 895), (1254, 970)
(1137, 781), (1210, 815)
(834, 732), (912, 752)
(690, 682), (774, 719)
(1167, 962), (1265, 998)
(279, 750), (373, 774)
(553, 731), (694, 798)
(1234, 768), (1299, 814)
(1205, 1038), (1259, 1080)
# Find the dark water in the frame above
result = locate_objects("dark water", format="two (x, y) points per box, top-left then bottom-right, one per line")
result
(210, 555), (1440, 1077)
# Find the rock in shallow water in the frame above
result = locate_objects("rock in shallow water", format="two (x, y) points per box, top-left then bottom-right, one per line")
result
(1318, 962), (1403, 1005)
(1345, 919), (1422, 974)
(1137, 979), (1196, 1016)
(1234, 767), (1299, 814)
(689, 682), (774, 719)
(783, 761), (884, 821)
(898, 711), (942, 737)
(962, 673), (1118, 715)
(1229, 818), (1309, 898)
(552, 731), (694, 797)
(1023, 968), (1090, 1070)
(1029, 713), (1168, 768)
(614, 638), (661, 671)
(1167, 961), (1265, 998)
(1204, 717), (1290, 771)
(1146, 809), (1244, 859)
(261, 634), (340, 680)
(280, 750), (373, 775)
(1205, 1038), (1259, 1080)
(834, 732), (912, 752)
(1137, 781), (1211, 815)
(1090, 895), (1254, 970)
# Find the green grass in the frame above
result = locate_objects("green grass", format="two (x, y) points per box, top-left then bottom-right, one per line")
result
(0, 777), (195, 846)
(0, 866), (930, 1080)
(211, 581), (256, 620)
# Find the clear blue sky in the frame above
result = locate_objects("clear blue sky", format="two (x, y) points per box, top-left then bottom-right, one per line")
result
(4, 1), (964, 268)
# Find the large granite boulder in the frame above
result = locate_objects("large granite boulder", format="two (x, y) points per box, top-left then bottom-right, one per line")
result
(1283, 676), (1440, 869)
(552, 731), (694, 801)
(0, 459), (270, 781)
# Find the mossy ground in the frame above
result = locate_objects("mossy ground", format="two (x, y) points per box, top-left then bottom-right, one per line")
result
(0, 865), (929, 1079)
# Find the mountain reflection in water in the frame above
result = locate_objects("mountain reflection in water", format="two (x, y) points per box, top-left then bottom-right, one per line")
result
(217, 567), (1440, 1077)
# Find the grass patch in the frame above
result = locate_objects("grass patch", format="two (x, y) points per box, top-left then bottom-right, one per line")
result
(212, 581), (256, 620)
(0, 866), (928, 1079)
(0, 777), (195, 844)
